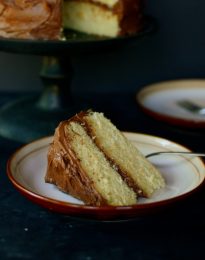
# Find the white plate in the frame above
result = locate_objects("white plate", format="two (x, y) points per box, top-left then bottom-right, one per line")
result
(7, 133), (205, 220)
(136, 79), (205, 128)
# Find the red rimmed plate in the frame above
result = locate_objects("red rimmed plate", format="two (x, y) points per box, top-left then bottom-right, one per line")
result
(7, 133), (205, 221)
(136, 79), (205, 128)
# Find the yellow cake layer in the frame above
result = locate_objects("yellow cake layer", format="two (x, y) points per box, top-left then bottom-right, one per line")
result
(65, 122), (137, 206)
(63, 1), (119, 37)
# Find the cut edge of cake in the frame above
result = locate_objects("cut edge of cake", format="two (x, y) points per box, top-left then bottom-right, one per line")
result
(63, 0), (144, 37)
(82, 111), (165, 197)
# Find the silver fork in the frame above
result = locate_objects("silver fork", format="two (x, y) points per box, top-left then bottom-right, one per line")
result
(177, 100), (205, 115)
(145, 151), (205, 158)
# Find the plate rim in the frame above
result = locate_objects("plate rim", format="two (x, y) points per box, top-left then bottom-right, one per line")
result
(7, 133), (205, 220)
(136, 79), (205, 128)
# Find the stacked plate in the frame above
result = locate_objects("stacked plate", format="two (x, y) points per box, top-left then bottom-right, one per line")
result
(136, 79), (205, 128)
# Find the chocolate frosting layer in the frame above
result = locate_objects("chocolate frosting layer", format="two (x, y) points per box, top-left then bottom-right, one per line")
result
(0, 0), (61, 39)
(119, 0), (144, 35)
(45, 115), (108, 206)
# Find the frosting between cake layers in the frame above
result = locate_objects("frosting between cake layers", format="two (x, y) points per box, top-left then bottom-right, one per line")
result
(92, 0), (118, 8)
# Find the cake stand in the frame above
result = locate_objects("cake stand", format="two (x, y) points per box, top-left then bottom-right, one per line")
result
(0, 17), (155, 143)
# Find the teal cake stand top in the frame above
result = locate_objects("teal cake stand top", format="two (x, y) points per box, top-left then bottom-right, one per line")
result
(0, 17), (155, 55)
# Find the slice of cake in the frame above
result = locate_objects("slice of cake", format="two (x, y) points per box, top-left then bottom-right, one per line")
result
(45, 111), (165, 206)
(0, 0), (143, 40)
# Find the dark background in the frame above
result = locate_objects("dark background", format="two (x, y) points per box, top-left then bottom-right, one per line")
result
(0, 0), (205, 93)
(1, 2), (205, 259)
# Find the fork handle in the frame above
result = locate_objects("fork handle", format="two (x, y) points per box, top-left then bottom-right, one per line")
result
(145, 151), (205, 158)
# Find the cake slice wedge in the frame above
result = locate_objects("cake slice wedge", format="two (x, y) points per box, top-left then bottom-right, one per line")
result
(45, 111), (165, 206)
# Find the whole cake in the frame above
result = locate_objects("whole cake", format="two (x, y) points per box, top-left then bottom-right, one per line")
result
(45, 111), (165, 206)
(0, 0), (144, 40)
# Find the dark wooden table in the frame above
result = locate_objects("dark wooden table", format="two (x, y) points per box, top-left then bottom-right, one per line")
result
(0, 91), (204, 259)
